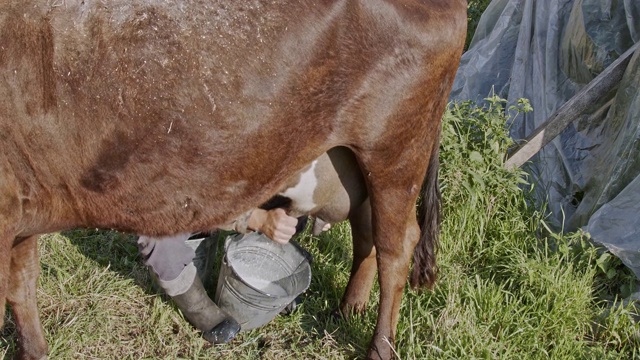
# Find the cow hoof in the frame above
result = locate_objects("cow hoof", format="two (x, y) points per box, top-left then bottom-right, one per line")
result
(202, 318), (241, 344)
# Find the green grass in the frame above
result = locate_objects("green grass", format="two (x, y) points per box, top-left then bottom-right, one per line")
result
(3, 97), (639, 359)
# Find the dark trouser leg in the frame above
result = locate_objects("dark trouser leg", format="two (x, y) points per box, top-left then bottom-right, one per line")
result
(137, 233), (240, 343)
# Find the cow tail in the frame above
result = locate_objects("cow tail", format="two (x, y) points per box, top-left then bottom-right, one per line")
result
(410, 143), (441, 290)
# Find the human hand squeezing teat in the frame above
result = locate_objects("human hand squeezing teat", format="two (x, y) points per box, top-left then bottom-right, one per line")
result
(247, 208), (298, 244)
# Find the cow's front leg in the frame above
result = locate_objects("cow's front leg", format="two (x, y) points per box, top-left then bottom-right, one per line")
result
(7, 235), (48, 360)
(0, 227), (12, 339)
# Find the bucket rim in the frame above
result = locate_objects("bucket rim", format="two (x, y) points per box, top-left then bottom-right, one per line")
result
(222, 233), (312, 297)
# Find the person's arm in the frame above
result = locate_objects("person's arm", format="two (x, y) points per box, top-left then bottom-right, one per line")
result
(247, 208), (297, 244)
(218, 208), (298, 244)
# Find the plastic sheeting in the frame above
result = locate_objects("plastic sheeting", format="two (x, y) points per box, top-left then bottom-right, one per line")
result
(451, 0), (640, 276)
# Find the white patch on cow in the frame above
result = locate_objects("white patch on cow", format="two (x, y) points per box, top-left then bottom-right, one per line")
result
(280, 160), (318, 212)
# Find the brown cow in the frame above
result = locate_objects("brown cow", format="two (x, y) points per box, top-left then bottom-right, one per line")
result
(0, 0), (466, 359)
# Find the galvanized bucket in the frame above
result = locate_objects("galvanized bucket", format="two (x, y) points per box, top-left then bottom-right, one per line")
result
(215, 232), (311, 330)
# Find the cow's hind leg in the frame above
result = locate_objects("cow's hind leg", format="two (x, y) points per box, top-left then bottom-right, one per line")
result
(356, 150), (429, 360)
(7, 235), (48, 360)
(370, 198), (421, 360)
(340, 199), (376, 316)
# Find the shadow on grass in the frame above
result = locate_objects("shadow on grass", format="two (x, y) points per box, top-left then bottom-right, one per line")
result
(210, 225), (376, 358)
(57, 225), (375, 358)
(61, 229), (158, 296)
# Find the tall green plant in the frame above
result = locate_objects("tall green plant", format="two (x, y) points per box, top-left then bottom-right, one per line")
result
(419, 98), (640, 359)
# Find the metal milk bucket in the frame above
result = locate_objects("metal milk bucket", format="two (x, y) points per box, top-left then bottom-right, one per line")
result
(215, 232), (311, 330)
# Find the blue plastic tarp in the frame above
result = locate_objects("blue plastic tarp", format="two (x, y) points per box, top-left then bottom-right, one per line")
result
(451, 0), (640, 276)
